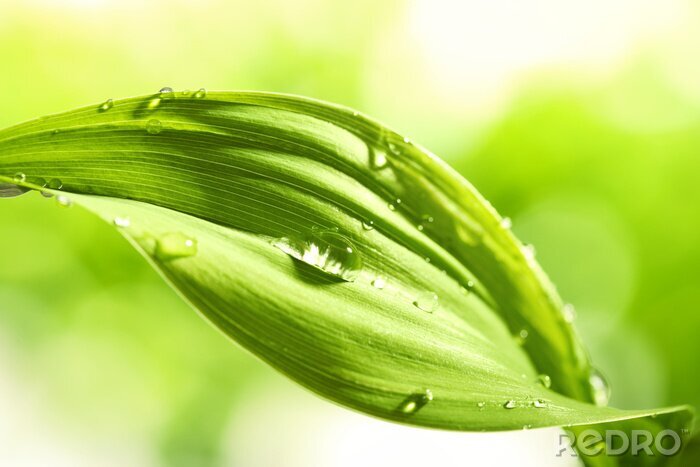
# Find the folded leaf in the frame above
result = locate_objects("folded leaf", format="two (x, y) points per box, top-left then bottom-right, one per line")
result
(0, 91), (693, 465)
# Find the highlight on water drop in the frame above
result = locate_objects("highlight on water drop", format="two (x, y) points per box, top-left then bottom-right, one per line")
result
(413, 292), (438, 313)
(99, 98), (114, 112)
(398, 389), (433, 415)
(273, 229), (362, 282)
(589, 368), (611, 406)
(113, 216), (131, 228)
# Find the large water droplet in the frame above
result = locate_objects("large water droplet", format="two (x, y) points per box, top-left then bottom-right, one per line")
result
(147, 119), (163, 134)
(113, 217), (131, 228)
(371, 150), (388, 169)
(193, 88), (207, 99)
(589, 368), (611, 406)
(0, 183), (29, 198)
(155, 232), (198, 261)
(398, 389), (433, 415)
(413, 292), (438, 313)
(274, 230), (362, 282)
(503, 400), (517, 409)
(99, 99), (113, 112)
(159, 86), (174, 96)
(47, 178), (63, 190)
(13, 172), (26, 183)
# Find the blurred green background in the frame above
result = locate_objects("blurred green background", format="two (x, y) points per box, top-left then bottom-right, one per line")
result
(1, 0), (699, 466)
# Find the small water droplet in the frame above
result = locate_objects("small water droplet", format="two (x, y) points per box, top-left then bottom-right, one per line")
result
(537, 374), (552, 389)
(99, 99), (114, 112)
(13, 172), (26, 183)
(501, 217), (512, 229)
(515, 328), (529, 345)
(113, 217), (131, 228)
(589, 368), (611, 406)
(180, 89), (191, 96)
(55, 194), (72, 207)
(417, 224), (424, 231)
(477, 402), (486, 410)
(398, 389), (433, 415)
(388, 142), (401, 155)
(371, 276), (386, 290)
(352, 111), (359, 117)
(372, 150), (388, 169)
(47, 178), (63, 190)
(413, 292), (438, 313)
(563, 303), (577, 323)
(159, 86), (174, 95)
(155, 232), (198, 261)
(532, 399), (547, 408)
(421, 214), (434, 224)
(274, 230), (362, 282)
(403, 137), (411, 144)
(523, 244), (536, 260)
(503, 400), (516, 409)
(362, 220), (375, 231)
(193, 88), (207, 99)
(147, 119), (163, 134)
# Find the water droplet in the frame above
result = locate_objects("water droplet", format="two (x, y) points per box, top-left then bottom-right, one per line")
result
(421, 214), (434, 224)
(47, 178), (63, 190)
(589, 368), (611, 406)
(274, 230), (362, 282)
(537, 374), (552, 389)
(193, 88), (207, 99)
(113, 217), (131, 228)
(523, 243), (536, 260)
(99, 99), (114, 112)
(413, 292), (438, 313)
(371, 276), (386, 289)
(372, 150), (388, 169)
(563, 303), (577, 323)
(13, 172), (26, 183)
(500, 217), (512, 229)
(532, 399), (547, 408)
(477, 402), (486, 410)
(55, 194), (72, 207)
(398, 389), (433, 415)
(362, 220), (374, 231)
(0, 183), (29, 198)
(515, 328), (529, 345)
(403, 136), (411, 144)
(388, 142), (401, 156)
(503, 400), (516, 409)
(155, 232), (198, 261)
(180, 89), (191, 96)
(159, 86), (174, 95)
(417, 224), (424, 231)
(147, 119), (163, 134)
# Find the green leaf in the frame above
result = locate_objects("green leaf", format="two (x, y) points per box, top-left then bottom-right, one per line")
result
(0, 91), (693, 465)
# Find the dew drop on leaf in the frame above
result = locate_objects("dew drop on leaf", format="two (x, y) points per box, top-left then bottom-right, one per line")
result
(398, 389), (433, 415)
(155, 232), (198, 261)
(537, 374), (552, 389)
(413, 292), (438, 313)
(371, 150), (388, 169)
(500, 217), (512, 229)
(503, 400), (517, 409)
(589, 368), (611, 406)
(13, 172), (26, 183)
(113, 217), (131, 228)
(0, 183), (29, 198)
(147, 119), (163, 134)
(523, 243), (536, 260)
(99, 99), (113, 112)
(362, 219), (374, 231)
(371, 276), (386, 289)
(477, 402), (485, 410)
(193, 88), (207, 99)
(532, 399), (547, 408)
(55, 194), (72, 207)
(388, 142), (401, 156)
(159, 86), (174, 95)
(47, 178), (63, 190)
(515, 328), (529, 345)
(563, 303), (577, 323)
(274, 230), (362, 282)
